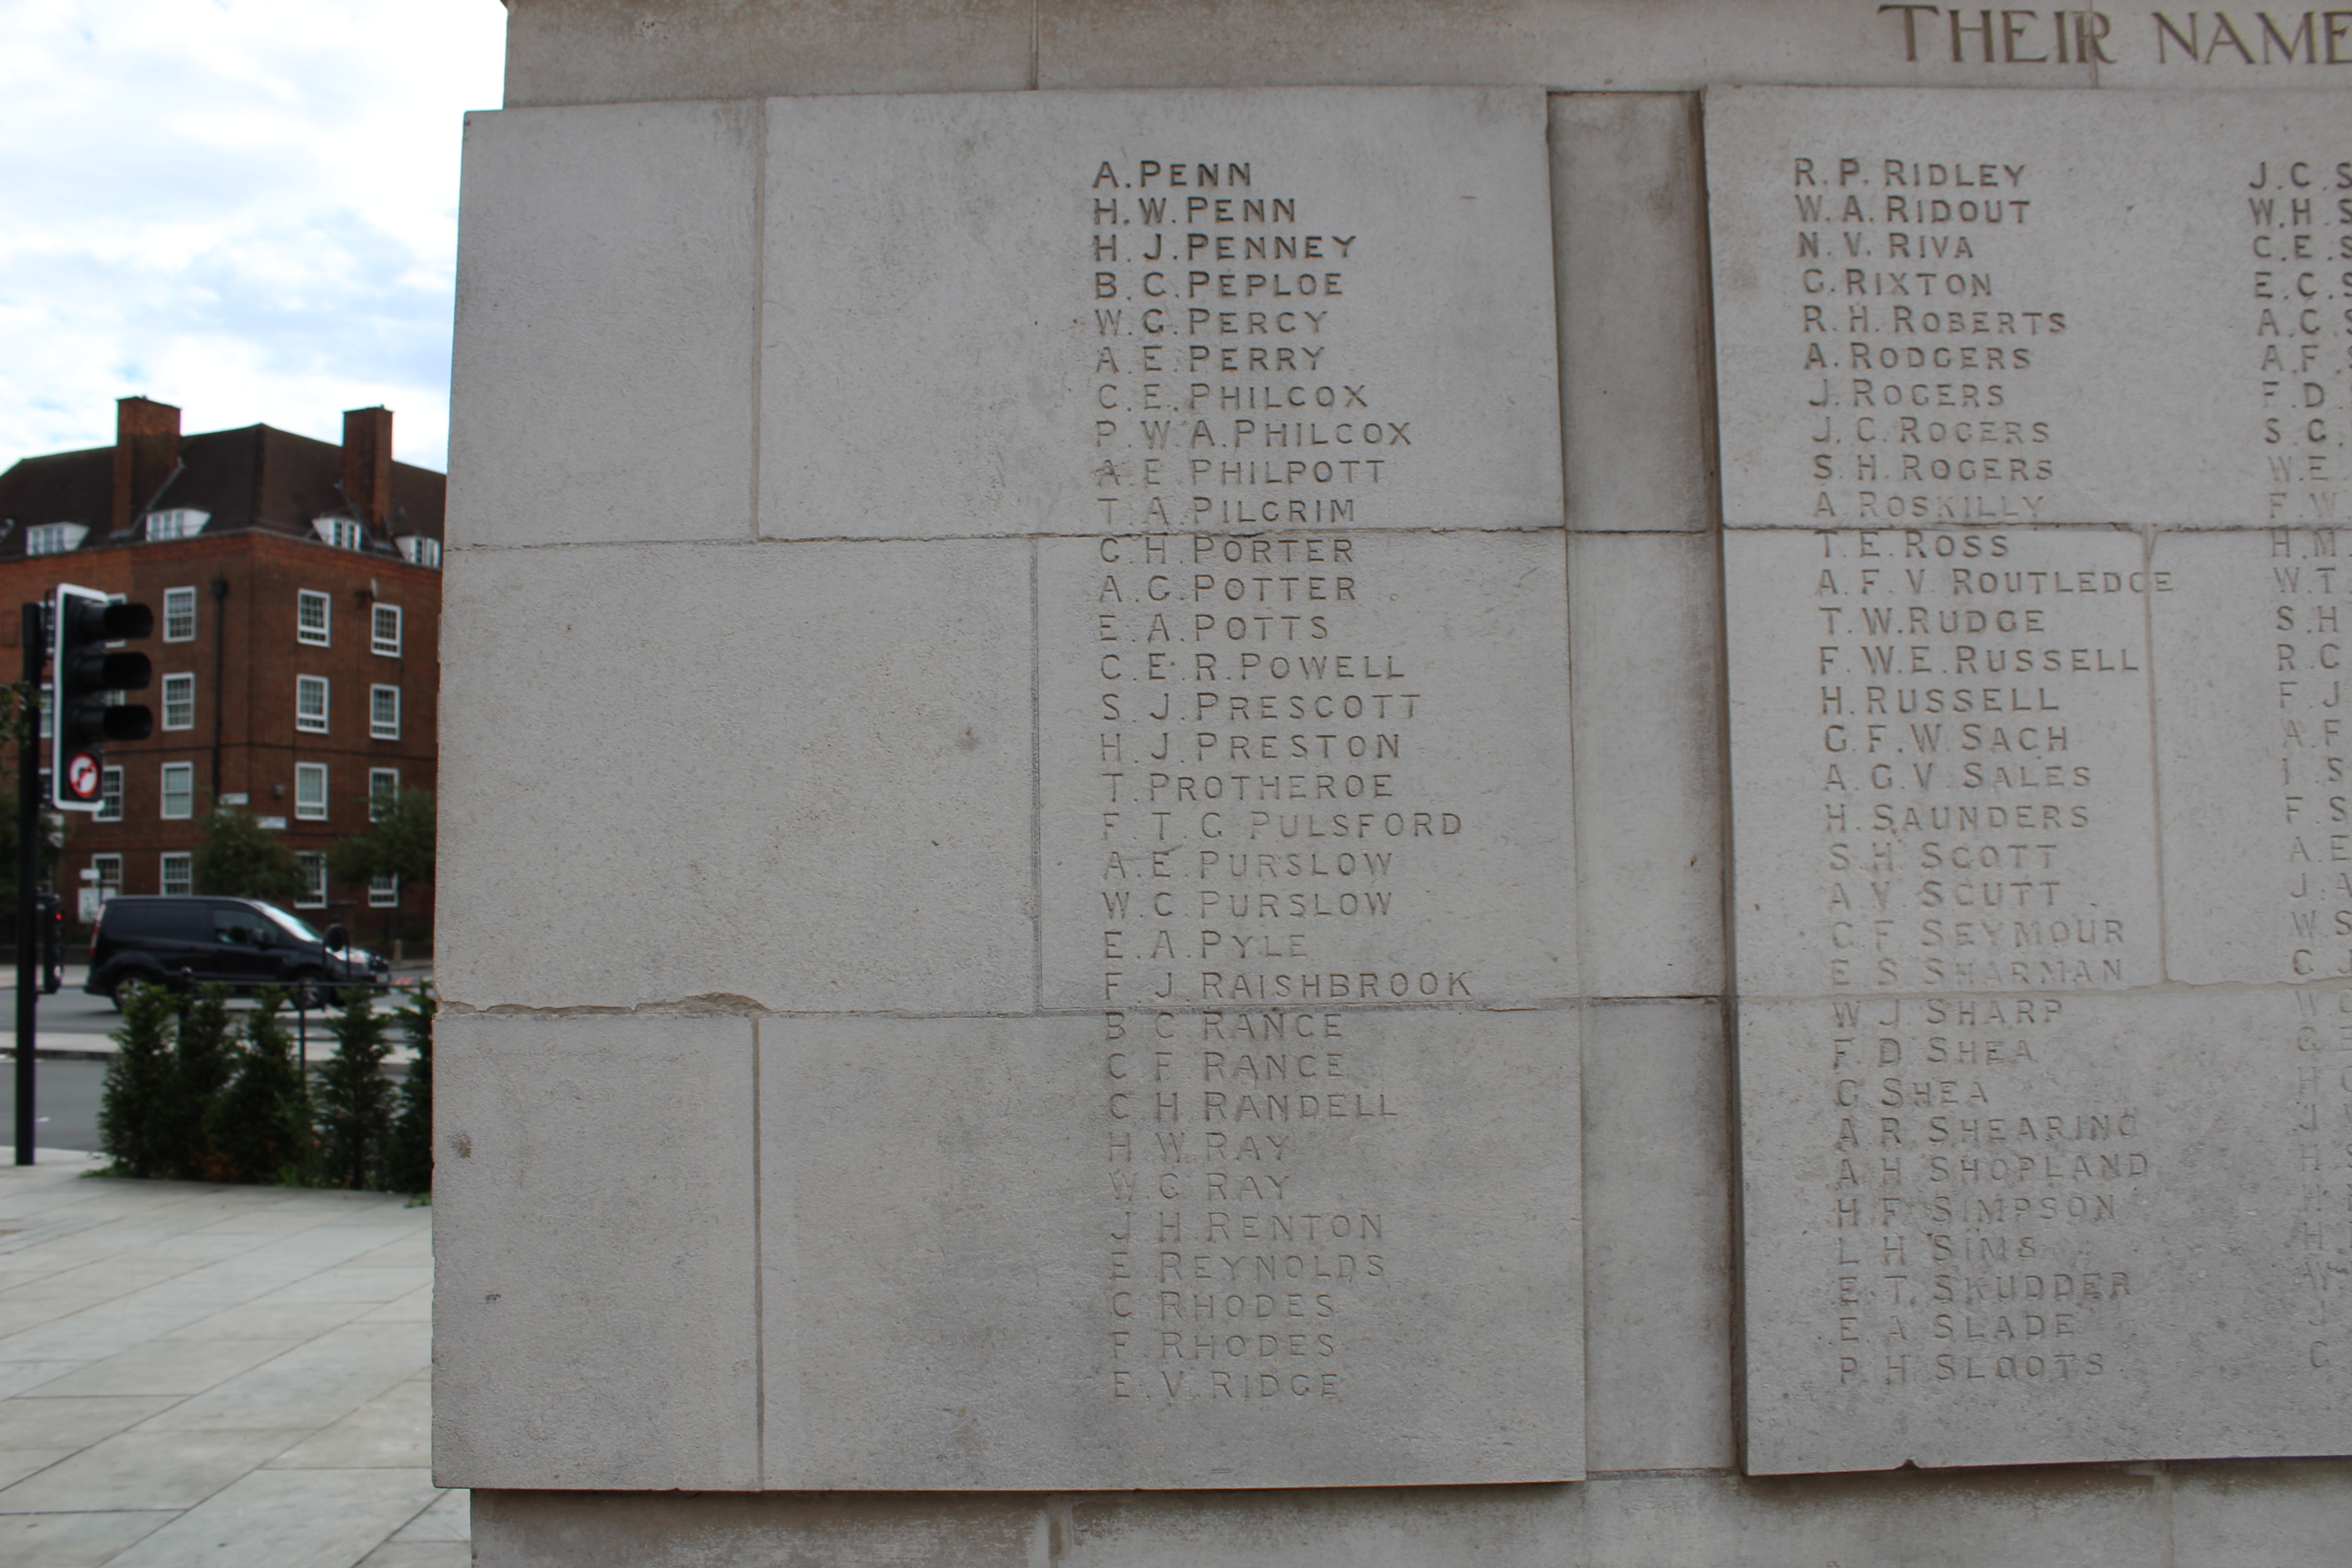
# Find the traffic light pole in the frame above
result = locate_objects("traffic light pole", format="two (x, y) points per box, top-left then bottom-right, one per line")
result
(15, 602), (40, 1164)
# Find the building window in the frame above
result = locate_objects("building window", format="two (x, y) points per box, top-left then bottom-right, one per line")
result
(160, 763), (193, 820)
(294, 762), (328, 821)
(297, 590), (330, 645)
(369, 684), (400, 740)
(162, 673), (195, 730)
(296, 675), (328, 732)
(368, 873), (400, 908)
(36, 685), (50, 740)
(296, 852), (328, 908)
(396, 534), (440, 568)
(160, 852), (192, 897)
(371, 603), (402, 655)
(143, 508), (209, 542)
(96, 765), (122, 822)
(368, 768), (399, 820)
(25, 523), (87, 556)
(91, 854), (122, 898)
(313, 515), (364, 551)
(162, 586), (198, 642)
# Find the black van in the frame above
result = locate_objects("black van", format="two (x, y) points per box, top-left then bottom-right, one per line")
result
(85, 896), (387, 1005)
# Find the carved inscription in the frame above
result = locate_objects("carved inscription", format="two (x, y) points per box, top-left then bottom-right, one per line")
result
(1726, 525), (2162, 997)
(1717, 87), (2352, 1471)
(1060, 154), (1574, 1416)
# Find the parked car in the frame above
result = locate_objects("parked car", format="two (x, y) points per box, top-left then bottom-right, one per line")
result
(84, 896), (387, 1006)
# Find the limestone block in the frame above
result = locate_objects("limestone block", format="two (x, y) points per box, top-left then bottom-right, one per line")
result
(1552, 93), (1714, 534)
(472, 1489), (1046, 1568)
(758, 1009), (1582, 1488)
(436, 539), (1032, 1013)
(1724, 524), (2161, 999)
(1580, 999), (1732, 1472)
(448, 102), (758, 550)
(1054, 1485), (1568, 1568)
(1568, 530), (1722, 995)
(1037, 527), (1575, 1014)
(759, 88), (1562, 541)
(502, 0), (1035, 108)
(2150, 526), (2351, 986)
(1705, 88), (2350, 529)
(1034, 0), (2097, 92)
(434, 1014), (759, 1490)
(2171, 1458), (2352, 1567)
(1578, 1467), (2162, 1565)
(1738, 986), (2352, 1473)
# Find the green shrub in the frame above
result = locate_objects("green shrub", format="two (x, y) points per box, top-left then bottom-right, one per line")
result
(384, 983), (436, 1194)
(313, 987), (396, 1190)
(210, 989), (312, 1184)
(96, 985), (178, 1179)
(170, 985), (237, 1181)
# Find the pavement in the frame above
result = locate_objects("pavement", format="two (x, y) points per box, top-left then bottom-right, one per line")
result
(0, 1149), (461, 1568)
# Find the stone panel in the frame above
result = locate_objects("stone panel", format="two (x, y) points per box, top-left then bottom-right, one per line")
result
(448, 102), (758, 550)
(473, 1489), (1046, 1568)
(1705, 87), (2350, 530)
(2171, 1458), (2352, 1567)
(2151, 526), (2352, 986)
(1739, 986), (2352, 1474)
(434, 1014), (759, 1491)
(436, 539), (1032, 1013)
(1579, 999), (1733, 1472)
(1038, 527), (1574, 1014)
(1552, 93), (1715, 534)
(502, 0), (1035, 108)
(1569, 529), (1722, 995)
(1723, 524), (2161, 1001)
(759, 88), (1561, 541)
(758, 1010), (1582, 1488)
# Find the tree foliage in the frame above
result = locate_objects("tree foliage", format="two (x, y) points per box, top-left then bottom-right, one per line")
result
(313, 988), (397, 1190)
(97, 984), (178, 1179)
(193, 805), (304, 904)
(328, 788), (435, 892)
(384, 983), (436, 1193)
(211, 989), (312, 1184)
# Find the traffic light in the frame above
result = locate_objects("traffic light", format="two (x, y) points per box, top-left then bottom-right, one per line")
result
(50, 583), (152, 812)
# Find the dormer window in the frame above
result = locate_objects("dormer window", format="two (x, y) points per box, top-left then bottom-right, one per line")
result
(395, 534), (440, 568)
(25, 523), (87, 556)
(313, 514), (364, 551)
(143, 508), (209, 541)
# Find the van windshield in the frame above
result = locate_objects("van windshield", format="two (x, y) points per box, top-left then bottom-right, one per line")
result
(256, 904), (322, 945)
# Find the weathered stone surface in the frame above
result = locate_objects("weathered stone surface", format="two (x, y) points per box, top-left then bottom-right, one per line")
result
(1722, 524), (2161, 1001)
(1579, 999), (1733, 1472)
(758, 1009), (1582, 1488)
(434, 1014), (759, 1490)
(436, 539), (1033, 1013)
(1037, 527), (1575, 1013)
(448, 102), (759, 550)
(760, 88), (1562, 540)
(1569, 530), (1722, 995)
(502, 0), (1035, 108)
(1739, 986), (2352, 1474)
(2171, 1459), (2352, 1568)
(2150, 526), (2350, 986)
(1706, 87), (2351, 530)
(473, 1488), (1046, 1568)
(1552, 93), (1715, 534)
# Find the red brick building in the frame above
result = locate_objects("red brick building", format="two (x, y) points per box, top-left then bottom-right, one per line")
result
(0, 397), (443, 944)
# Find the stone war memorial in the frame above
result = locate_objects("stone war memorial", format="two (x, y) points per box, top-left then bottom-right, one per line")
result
(435, 3), (2352, 1563)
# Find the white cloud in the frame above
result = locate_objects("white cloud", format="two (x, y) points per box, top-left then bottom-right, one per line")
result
(0, 0), (508, 472)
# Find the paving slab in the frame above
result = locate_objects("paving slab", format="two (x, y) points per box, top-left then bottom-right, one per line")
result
(0, 1156), (463, 1564)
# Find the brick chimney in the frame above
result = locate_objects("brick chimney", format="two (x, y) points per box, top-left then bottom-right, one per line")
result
(340, 406), (395, 531)
(111, 396), (181, 534)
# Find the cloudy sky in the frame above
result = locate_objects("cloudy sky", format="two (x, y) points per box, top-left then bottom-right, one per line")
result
(0, 0), (509, 474)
